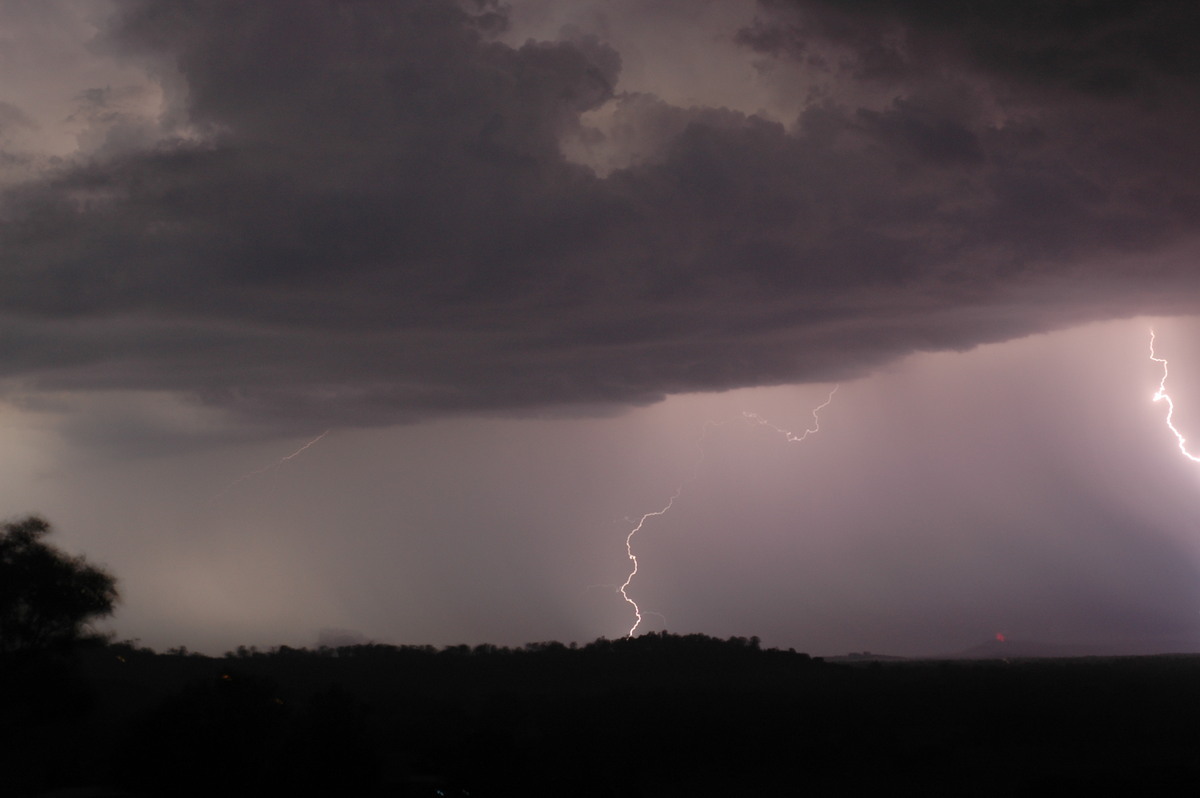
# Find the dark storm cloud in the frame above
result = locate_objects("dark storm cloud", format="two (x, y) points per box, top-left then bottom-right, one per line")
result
(4, 0), (1200, 428)
(741, 0), (1200, 95)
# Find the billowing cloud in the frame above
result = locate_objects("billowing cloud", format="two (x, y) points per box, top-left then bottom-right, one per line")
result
(4, 0), (1200, 432)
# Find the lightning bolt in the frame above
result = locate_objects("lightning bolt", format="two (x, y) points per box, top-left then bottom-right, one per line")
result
(212, 430), (331, 499)
(618, 418), (723, 638)
(267, 429), (331, 465)
(742, 386), (839, 443)
(1150, 330), (1200, 462)
(619, 486), (683, 638)
(617, 388), (838, 638)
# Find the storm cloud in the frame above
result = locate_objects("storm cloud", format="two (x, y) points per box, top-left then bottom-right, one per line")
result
(3, 0), (1199, 431)
(8, 1), (1200, 656)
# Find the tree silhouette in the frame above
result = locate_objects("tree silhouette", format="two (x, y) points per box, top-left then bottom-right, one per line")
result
(0, 515), (118, 660)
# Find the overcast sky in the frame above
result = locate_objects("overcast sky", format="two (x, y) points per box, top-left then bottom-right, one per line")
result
(5, 0), (1200, 657)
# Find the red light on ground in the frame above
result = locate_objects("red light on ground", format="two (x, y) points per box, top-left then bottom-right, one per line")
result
(995, 633), (1006, 643)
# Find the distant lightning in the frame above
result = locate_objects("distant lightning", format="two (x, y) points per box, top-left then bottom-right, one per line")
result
(265, 430), (331, 466)
(1149, 330), (1200, 463)
(211, 430), (331, 499)
(617, 388), (838, 638)
(742, 386), (839, 443)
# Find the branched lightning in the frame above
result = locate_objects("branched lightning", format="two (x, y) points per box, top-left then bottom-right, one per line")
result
(1149, 330), (1200, 462)
(212, 430), (332, 499)
(616, 388), (838, 638)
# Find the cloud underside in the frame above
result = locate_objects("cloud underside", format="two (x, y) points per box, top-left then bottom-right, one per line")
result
(4, 0), (1200, 428)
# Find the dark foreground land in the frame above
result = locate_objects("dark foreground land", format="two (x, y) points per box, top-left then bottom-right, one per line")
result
(5, 633), (1200, 797)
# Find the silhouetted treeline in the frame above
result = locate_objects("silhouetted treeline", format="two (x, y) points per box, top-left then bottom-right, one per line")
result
(9, 633), (1200, 796)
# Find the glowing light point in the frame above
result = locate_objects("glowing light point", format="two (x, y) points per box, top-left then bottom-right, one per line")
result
(1149, 330), (1200, 463)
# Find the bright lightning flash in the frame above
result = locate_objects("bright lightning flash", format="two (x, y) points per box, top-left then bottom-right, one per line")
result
(1150, 330), (1200, 463)
(619, 488), (683, 637)
(618, 388), (838, 638)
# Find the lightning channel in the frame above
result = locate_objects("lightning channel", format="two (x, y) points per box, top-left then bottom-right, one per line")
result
(742, 386), (839, 443)
(1149, 330), (1200, 462)
(617, 388), (838, 638)
(619, 487), (683, 637)
(212, 429), (332, 499)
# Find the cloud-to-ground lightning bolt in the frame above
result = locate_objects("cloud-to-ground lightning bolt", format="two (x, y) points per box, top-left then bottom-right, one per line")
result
(617, 388), (838, 638)
(620, 486), (685, 638)
(212, 430), (332, 499)
(1149, 330), (1200, 463)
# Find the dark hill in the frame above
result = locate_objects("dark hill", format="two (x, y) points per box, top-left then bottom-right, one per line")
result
(7, 633), (1200, 797)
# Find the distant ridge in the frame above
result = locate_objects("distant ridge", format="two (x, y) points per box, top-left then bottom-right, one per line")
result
(944, 637), (1200, 660)
(825, 650), (909, 663)
(827, 637), (1200, 662)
